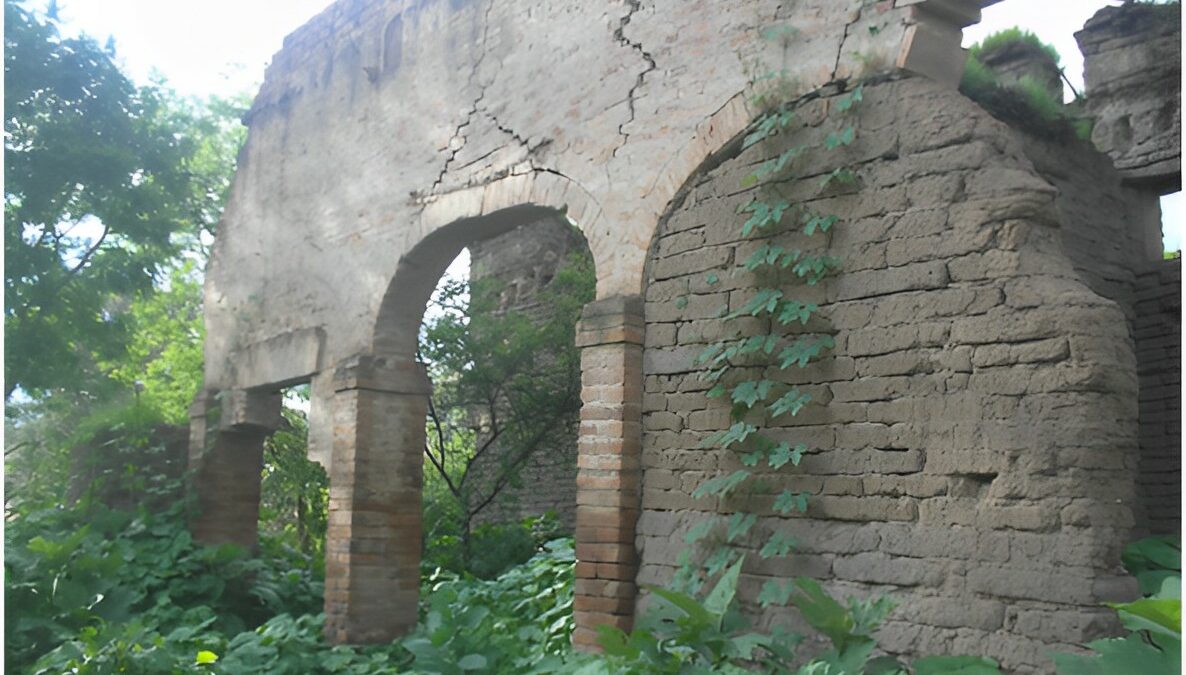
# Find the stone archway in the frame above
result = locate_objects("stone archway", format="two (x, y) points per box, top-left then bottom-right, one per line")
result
(321, 173), (646, 645)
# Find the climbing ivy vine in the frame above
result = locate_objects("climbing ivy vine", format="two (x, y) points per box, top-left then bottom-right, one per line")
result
(591, 26), (1006, 674)
(667, 78), (864, 601)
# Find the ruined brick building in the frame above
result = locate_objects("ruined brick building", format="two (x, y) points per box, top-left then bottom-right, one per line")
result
(187, 0), (1181, 672)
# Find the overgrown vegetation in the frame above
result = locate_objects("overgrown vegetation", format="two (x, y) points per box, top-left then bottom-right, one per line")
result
(419, 247), (594, 576)
(959, 28), (1092, 142)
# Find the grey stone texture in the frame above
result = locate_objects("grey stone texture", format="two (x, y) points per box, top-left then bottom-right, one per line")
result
(639, 76), (1156, 674)
(1076, 2), (1182, 191)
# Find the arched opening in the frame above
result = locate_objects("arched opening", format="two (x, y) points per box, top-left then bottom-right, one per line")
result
(324, 201), (637, 645)
(417, 215), (594, 577)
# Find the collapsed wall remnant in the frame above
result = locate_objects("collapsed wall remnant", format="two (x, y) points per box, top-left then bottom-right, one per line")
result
(189, 0), (1180, 671)
(1076, 1), (1182, 192)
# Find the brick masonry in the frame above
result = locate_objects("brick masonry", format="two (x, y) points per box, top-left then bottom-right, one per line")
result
(638, 76), (1152, 674)
(1134, 259), (1181, 536)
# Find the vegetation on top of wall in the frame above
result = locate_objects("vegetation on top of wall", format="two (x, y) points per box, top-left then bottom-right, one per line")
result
(968, 27), (1061, 66)
(960, 30), (1093, 143)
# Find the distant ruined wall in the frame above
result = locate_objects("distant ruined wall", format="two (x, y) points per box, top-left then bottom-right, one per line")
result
(639, 76), (1144, 674)
(1134, 259), (1181, 536)
(1076, 2), (1182, 191)
(467, 218), (587, 529)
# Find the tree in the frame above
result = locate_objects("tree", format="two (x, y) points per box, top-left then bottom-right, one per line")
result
(419, 249), (594, 568)
(3, 0), (245, 400)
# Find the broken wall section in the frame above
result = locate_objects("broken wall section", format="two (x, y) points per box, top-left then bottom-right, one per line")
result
(638, 76), (1143, 674)
(1076, 2), (1182, 192)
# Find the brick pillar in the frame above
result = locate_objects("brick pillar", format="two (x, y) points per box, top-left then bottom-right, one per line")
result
(188, 389), (282, 549)
(324, 355), (430, 644)
(572, 295), (643, 649)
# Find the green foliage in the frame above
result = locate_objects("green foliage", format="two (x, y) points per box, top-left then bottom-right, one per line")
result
(596, 556), (1001, 675)
(967, 27), (1061, 66)
(959, 30), (1092, 143)
(99, 262), (206, 425)
(259, 404), (329, 575)
(5, 494), (323, 673)
(4, 0), (245, 400)
(419, 245), (594, 566)
(1123, 536), (1181, 596)
(1054, 536), (1182, 675)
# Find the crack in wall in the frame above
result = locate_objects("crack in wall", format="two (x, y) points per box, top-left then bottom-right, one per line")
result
(611, 0), (658, 158)
(429, 0), (498, 194)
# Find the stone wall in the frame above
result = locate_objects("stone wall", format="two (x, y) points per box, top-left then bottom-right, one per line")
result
(467, 218), (588, 529)
(1134, 259), (1182, 536)
(638, 75), (1143, 673)
(1076, 2), (1182, 191)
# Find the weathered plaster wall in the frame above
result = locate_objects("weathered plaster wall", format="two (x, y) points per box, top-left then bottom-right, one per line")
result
(202, 0), (983, 394)
(1076, 2), (1182, 191)
(1134, 259), (1181, 536)
(467, 218), (587, 528)
(638, 76), (1143, 673)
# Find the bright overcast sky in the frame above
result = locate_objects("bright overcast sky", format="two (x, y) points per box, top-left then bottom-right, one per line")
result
(49, 0), (1180, 250)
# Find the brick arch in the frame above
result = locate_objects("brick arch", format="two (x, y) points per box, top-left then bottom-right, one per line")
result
(372, 171), (606, 359)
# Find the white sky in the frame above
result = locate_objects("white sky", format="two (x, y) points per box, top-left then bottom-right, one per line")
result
(48, 0), (1180, 250)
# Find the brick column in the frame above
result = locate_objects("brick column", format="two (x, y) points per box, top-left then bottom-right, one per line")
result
(572, 295), (644, 649)
(188, 389), (282, 549)
(324, 355), (430, 644)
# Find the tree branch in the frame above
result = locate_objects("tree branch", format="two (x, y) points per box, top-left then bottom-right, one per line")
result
(66, 222), (109, 275)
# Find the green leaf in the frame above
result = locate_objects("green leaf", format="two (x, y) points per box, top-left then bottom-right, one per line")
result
(775, 301), (818, 327)
(769, 442), (805, 469)
(820, 167), (857, 188)
(758, 579), (794, 608)
(675, 296), (689, 309)
(803, 213), (839, 236)
(1052, 630), (1182, 675)
(703, 557), (746, 620)
(774, 490), (809, 514)
(733, 288), (784, 317)
(739, 199), (792, 236)
(789, 577), (856, 650)
(684, 518), (719, 545)
(195, 650), (219, 665)
(706, 272), (720, 285)
(769, 389), (812, 418)
(458, 654), (488, 670)
(777, 335), (834, 367)
(759, 531), (798, 559)
(704, 546), (739, 578)
(1111, 597), (1181, 638)
(835, 85), (864, 113)
(726, 513), (757, 542)
(731, 379), (775, 409)
(692, 470), (751, 499)
(648, 585), (714, 624)
(745, 243), (790, 271)
(824, 126), (855, 149)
